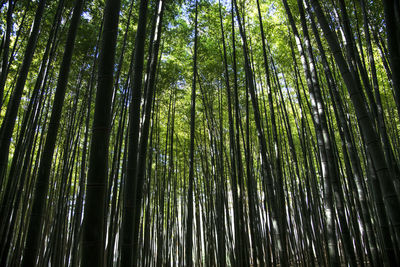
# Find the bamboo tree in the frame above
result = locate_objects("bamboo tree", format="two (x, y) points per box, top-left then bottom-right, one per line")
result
(383, 0), (400, 118)
(185, 1), (198, 266)
(255, 2), (288, 265)
(81, 0), (121, 265)
(305, 1), (380, 264)
(21, 0), (84, 265)
(310, 0), (400, 261)
(0, 1), (398, 265)
(0, 0), (47, 184)
(0, 0), (14, 108)
(233, 0), (288, 265)
(132, 1), (165, 265)
(120, 0), (148, 265)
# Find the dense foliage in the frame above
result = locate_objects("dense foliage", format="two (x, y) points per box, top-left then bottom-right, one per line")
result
(0, 0), (399, 266)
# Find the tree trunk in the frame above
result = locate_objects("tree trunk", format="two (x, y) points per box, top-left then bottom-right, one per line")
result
(120, 0), (148, 265)
(81, 0), (121, 265)
(310, 0), (400, 260)
(0, 0), (46, 185)
(21, 0), (83, 265)
(186, 1), (198, 266)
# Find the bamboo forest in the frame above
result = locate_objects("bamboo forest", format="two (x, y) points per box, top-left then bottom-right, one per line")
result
(1, 0), (400, 266)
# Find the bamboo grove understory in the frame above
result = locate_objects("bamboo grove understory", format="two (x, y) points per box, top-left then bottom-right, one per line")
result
(0, 0), (400, 266)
